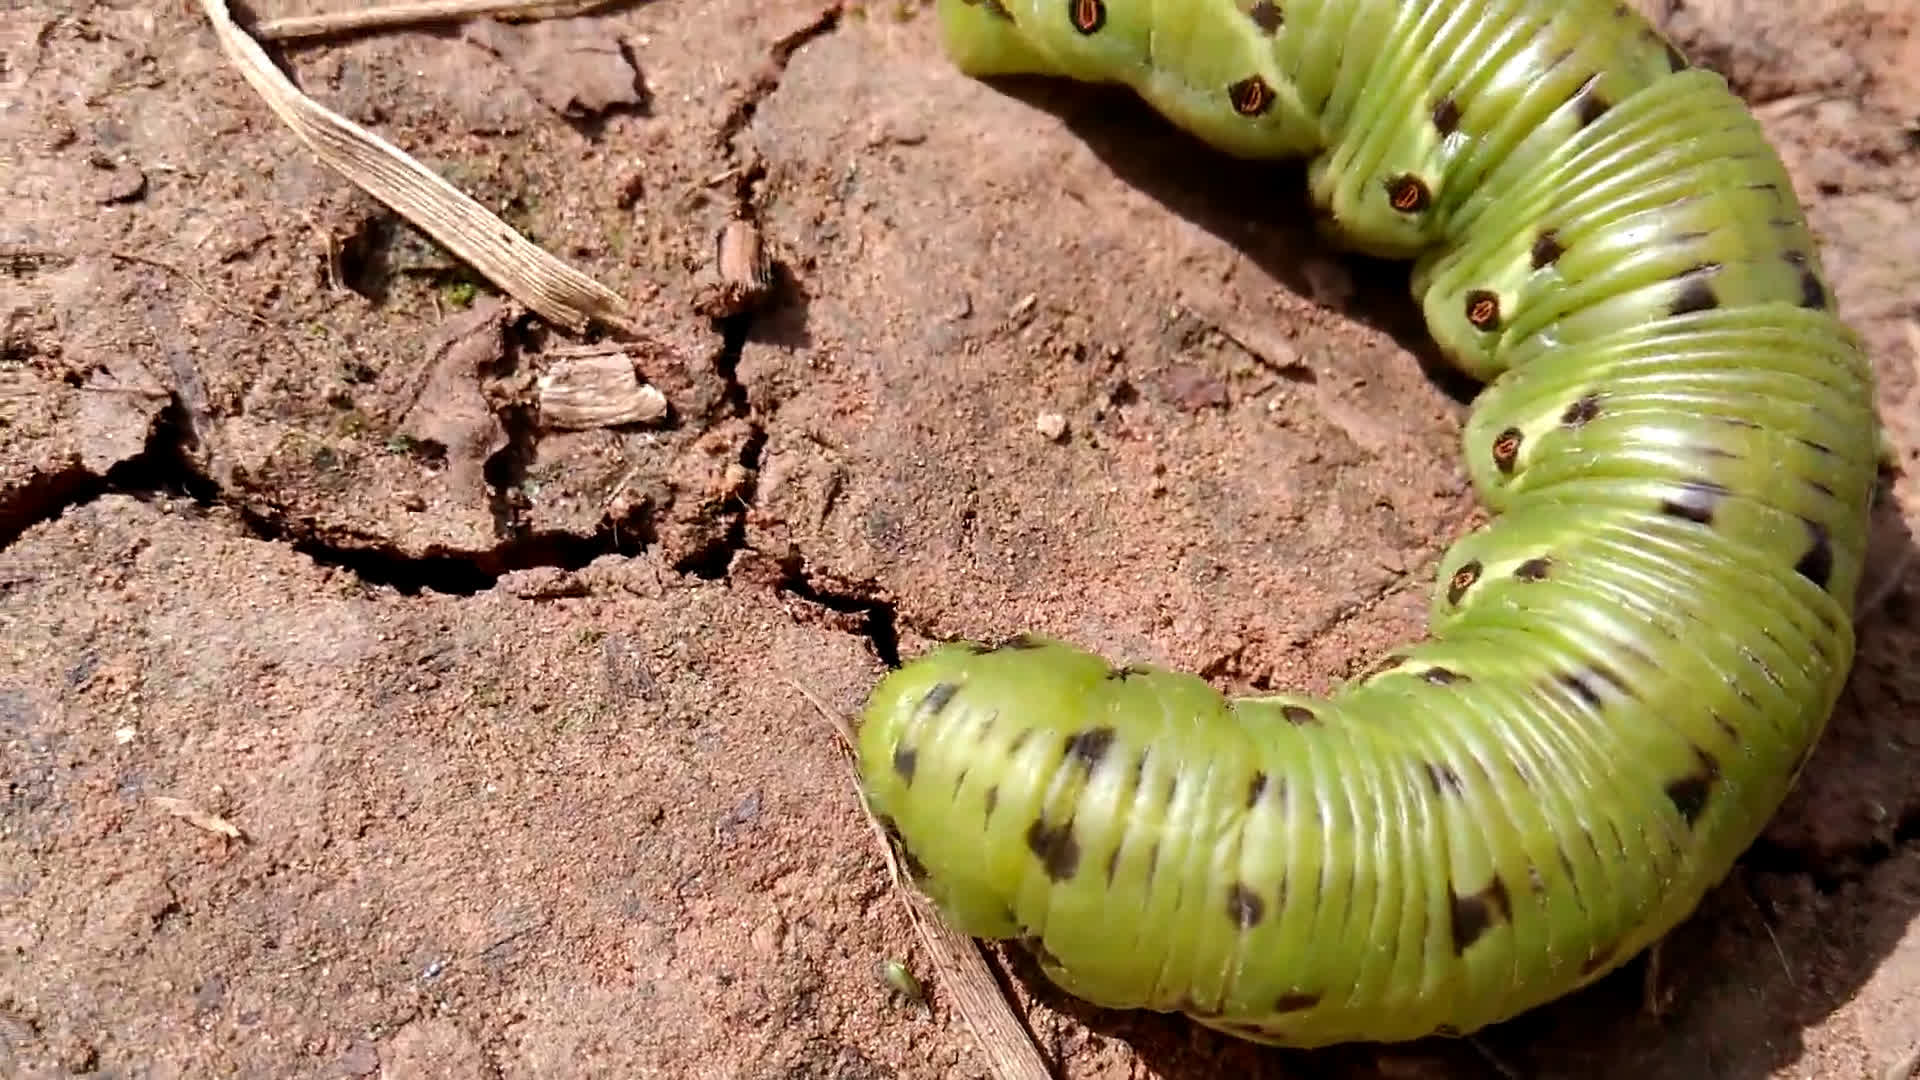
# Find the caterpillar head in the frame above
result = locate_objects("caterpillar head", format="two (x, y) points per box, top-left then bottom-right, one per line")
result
(935, 0), (1059, 76)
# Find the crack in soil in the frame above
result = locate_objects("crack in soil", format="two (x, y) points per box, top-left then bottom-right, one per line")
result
(772, 554), (902, 668)
(667, 252), (901, 668)
(481, 396), (544, 544)
(4, 387), (1908, 884)
(1, 389), (1910, 890)
(714, 2), (846, 152)
(0, 398), (218, 552)
(0, 394), (651, 596)
(0, 0), (854, 634)
(0, 459), (96, 552)
(236, 500), (651, 596)
(672, 305), (768, 579)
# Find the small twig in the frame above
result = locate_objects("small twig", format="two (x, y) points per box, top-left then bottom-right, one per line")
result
(1738, 874), (1795, 984)
(1465, 1036), (1524, 1080)
(790, 679), (1055, 1080)
(1, 247), (75, 275)
(1641, 939), (1674, 1019)
(1197, 306), (1310, 379)
(151, 796), (245, 840)
(791, 680), (914, 890)
(1755, 915), (1793, 985)
(790, 679), (856, 750)
(247, 0), (629, 41)
(1754, 92), (1833, 122)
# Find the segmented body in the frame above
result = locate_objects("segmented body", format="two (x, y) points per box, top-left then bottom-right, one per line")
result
(855, 0), (1881, 1047)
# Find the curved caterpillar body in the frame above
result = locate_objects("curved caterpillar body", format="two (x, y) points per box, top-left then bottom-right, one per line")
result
(856, 0), (1883, 1049)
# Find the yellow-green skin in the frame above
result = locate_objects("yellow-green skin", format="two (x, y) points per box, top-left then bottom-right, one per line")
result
(857, 0), (1882, 1048)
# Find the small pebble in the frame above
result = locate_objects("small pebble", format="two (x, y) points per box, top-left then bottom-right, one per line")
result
(1035, 412), (1068, 442)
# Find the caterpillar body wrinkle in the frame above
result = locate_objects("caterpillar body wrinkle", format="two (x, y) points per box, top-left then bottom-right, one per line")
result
(855, 0), (1883, 1047)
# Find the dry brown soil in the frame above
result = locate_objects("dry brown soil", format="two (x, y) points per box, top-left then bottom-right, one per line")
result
(3, 0), (1920, 1077)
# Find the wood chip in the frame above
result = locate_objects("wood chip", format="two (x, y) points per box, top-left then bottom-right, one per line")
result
(694, 218), (774, 318)
(537, 352), (669, 429)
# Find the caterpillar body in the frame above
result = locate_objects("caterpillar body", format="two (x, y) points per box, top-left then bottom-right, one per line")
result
(855, 0), (1883, 1049)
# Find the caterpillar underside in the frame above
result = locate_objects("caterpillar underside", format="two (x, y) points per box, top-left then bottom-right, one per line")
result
(854, 0), (1883, 1048)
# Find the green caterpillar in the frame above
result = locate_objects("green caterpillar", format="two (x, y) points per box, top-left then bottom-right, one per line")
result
(855, 0), (1884, 1049)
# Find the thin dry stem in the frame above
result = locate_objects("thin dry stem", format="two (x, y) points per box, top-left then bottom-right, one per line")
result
(198, 0), (640, 337)
(790, 679), (1055, 1080)
(247, 0), (628, 41)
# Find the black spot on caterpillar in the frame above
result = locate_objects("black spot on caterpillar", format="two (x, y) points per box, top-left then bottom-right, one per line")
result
(1561, 394), (1601, 426)
(1660, 480), (1730, 525)
(1225, 882), (1266, 928)
(861, 0), (1881, 1051)
(1531, 229), (1566, 268)
(1063, 726), (1117, 768)
(1449, 877), (1513, 954)
(1025, 816), (1081, 881)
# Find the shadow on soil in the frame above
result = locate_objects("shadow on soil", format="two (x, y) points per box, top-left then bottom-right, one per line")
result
(983, 76), (1484, 405)
(940, 74), (1920, 1080)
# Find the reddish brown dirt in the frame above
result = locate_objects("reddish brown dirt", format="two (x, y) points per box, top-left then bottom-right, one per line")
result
(2, 0), (1918, 1077)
